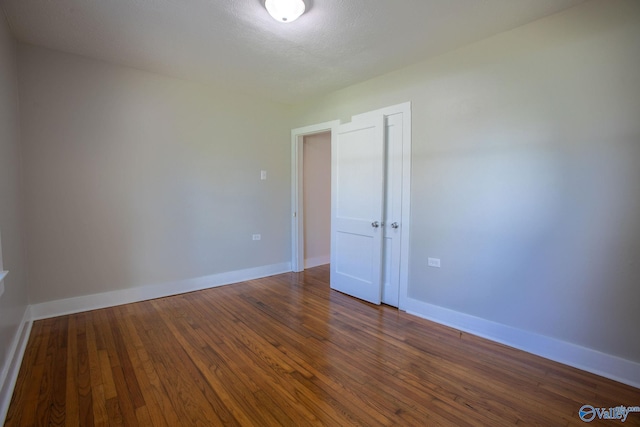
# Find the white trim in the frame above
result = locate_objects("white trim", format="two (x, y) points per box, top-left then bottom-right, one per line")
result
(30, 262), (291, 320)
(398, 104), (412, 311)
(352, 102), (412, 310)
(291, 121), (340, 272)
(0, 307), (32, 426)
(404, 297), (640, 389)
(351, 102), (412, 122)
(304, 255), (330, 269)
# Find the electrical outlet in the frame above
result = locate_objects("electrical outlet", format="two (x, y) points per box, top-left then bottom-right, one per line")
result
(252, 234), (261, 241)
(260, 170), (267, 180)
(428, 258), (441, 268)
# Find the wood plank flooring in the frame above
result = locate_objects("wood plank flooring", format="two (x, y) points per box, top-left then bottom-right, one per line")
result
(5, 265), (640, 426)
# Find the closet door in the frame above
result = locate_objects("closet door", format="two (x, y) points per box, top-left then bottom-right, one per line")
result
(330, 115), (385, 305)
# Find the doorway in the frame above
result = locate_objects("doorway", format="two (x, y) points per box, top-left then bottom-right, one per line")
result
(290, 120), (340, 274)
(302, 132), (331, 269)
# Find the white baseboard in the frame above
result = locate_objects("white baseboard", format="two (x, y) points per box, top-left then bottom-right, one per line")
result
(404, 297), (640, 390)
(304, 255), (330, 269)
(0, 306), (33, 426)
(30, 262), (292, 320)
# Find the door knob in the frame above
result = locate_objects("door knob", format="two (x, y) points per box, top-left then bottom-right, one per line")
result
(391, 222), (399, 229)
(371, 221), (380, 228)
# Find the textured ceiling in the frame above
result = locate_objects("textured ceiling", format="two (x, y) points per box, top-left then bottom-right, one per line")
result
(1, 0), (585, 104)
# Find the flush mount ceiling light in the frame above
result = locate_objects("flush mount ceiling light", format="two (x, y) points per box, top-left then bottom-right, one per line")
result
(265, 0), (306, 23)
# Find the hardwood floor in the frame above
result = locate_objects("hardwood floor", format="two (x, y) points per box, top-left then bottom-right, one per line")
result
(5, 265), (640, 426)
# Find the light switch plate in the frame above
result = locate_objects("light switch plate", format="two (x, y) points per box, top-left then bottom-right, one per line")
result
(260, 170), (267, 180)
(428, 258), (441, 268)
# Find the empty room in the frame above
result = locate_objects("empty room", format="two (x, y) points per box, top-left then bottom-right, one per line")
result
(1, 0), (639, 425)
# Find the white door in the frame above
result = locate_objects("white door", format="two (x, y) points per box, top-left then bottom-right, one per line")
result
(381, 113), (403, 306)
(330, 115), (385, 305)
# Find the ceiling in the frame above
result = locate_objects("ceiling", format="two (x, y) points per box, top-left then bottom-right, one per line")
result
(1, 0), (585, 104)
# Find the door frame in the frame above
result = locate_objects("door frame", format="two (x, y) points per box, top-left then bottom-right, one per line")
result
(290, 102), (411, 310)
(290, 120), (340, 273)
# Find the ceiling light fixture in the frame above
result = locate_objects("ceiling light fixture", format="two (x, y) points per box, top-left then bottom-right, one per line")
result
(265, 0), (306, 23)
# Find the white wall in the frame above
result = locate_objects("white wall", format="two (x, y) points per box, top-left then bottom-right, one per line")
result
(18, 45), (293, 304)
(293, 0), (640, 365)
(0, 12), (29, 414)
(303, 132), (331, 267)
